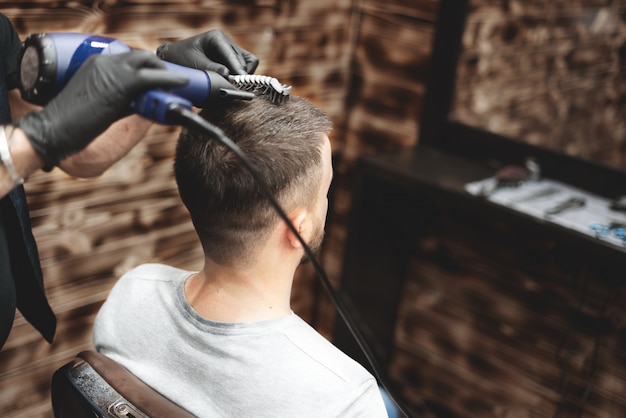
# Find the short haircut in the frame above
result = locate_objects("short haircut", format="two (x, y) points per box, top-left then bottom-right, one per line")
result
(174, 95), (332, 266)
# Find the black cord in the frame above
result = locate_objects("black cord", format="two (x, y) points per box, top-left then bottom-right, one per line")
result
(167, 104), (415, 418)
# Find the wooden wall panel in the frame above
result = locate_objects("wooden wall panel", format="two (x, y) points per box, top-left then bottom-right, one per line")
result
(342, 1), (437, 161)
(318, 0), (438, 340)
(388, 207), (626, 417)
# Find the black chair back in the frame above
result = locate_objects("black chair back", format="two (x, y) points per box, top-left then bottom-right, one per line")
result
(51, 351), (195, 418)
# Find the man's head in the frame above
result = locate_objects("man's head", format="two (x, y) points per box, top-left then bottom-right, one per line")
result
(175, 94), (332, 267)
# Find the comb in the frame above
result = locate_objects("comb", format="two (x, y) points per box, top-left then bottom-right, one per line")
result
(228, 74), (292, 104)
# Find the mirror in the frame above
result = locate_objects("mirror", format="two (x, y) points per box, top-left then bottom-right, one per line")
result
(450, 0), (625, 172)
(419, 0), (626, 196)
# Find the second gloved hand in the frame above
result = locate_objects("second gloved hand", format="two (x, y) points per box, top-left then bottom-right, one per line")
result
(16, 50), (188, 169)
(156, 30), (259, 77)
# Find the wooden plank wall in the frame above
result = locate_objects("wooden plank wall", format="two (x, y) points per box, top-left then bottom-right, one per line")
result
(317, 0), (439, 338)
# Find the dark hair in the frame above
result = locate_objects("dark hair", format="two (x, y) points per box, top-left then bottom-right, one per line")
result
(174, 95), (332, 265)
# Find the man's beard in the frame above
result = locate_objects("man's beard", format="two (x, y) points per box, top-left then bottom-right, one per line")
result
(299, 222), (325, 265)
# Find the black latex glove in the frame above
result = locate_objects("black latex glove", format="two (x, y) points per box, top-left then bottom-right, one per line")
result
(16, 50), (188, 169)
(156, 30), (259, 77)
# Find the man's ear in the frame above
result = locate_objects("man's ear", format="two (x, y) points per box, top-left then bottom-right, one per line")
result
(286, 209), (308, 249)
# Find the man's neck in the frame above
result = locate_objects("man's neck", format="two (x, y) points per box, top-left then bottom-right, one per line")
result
(184, 260), (295, 323)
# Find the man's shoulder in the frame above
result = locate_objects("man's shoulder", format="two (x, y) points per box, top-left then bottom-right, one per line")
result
(124, 263), (186, 277)
(112, 263), (190, 291)
(119, 263), (191, 280)
(284, 315), (375, 384)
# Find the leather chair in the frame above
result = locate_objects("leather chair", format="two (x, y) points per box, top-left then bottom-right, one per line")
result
(51, 351), (195, 418)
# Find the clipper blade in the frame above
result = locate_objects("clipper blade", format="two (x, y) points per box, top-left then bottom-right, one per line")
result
(228, 74), (292, 104)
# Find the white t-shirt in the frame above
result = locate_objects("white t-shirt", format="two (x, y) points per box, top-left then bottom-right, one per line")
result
(93, 263), (388, 417)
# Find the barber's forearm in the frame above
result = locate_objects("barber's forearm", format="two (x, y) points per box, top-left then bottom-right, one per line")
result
(58, 115), (152, 177)
(0, 126), (44, 198)
(1, 114), (153, 197)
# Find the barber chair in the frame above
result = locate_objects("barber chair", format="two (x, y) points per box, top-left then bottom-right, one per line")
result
(51, 351), (195, 418)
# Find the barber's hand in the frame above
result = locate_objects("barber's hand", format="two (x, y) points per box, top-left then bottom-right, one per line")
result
(16, 50), (188, 169)
(156, 30), (259, 77)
